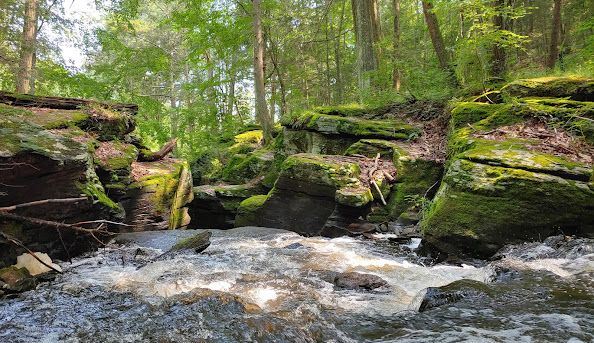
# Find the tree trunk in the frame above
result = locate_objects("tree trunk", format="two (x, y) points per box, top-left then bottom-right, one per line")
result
(352, 0), (380, 93)
(253, 0), (273, 143)
(335, 0), (346, 103)
(16, 0), (38, 94)
(546, 0), (562, 69)
(392, 0), (401, 90)
(491, 0), (507, 78)
(421, 0), (457, 85)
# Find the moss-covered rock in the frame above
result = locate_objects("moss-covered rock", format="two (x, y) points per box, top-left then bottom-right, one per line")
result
(235, 194), (269, 227)
(94, 141), (139, 200)
(501, 76), (594, 101)
(188, 183), (267, 229)
(123, 159), (193, 231)
(234, 154), (382, 235)
(0, 266), (36, 293)
(421, 158), (594, 258)
(345, 139), (401, 159)
(220, 149), (275, 184)
(366, 151), (443, 223)
(282, 128), (358, 156)
(282, 109), (420, 140)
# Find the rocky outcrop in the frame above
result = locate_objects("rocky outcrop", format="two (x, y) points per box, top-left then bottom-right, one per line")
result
(0, 93), (193, 267)
(235, 153), (394, 236)
(421, 77), (594, 258)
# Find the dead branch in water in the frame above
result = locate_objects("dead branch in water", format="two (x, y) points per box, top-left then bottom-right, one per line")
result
(0, 232), (63, 274)
(0, 197), (88, 212)
(138, 138), (177, 162)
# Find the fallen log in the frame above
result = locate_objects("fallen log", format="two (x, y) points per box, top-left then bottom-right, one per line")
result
(138, 138), (177, 162)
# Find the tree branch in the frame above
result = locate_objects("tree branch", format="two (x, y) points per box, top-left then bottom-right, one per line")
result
(0, 197), (88, 212)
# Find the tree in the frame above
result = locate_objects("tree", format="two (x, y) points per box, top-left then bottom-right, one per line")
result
(352, 0), (381, 93)
(491, 0), (507, 78)
(16, 0), (38, 94)
(546, 0), (563, 69)
(392, 0), (401, 90)
(421, 0), (456, 85)
(252, 0), (273, 143)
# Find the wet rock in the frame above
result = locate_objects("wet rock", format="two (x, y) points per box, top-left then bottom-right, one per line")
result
(333, 272), (388, 291)
(284, 242), (305, 249)
(169, 231), (212, 253)
(418, 279), (491, 312)
(0, 266), (36, 293)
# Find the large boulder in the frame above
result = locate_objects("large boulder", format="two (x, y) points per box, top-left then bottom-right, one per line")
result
(501, 76), (594, 101)
(0, 116), (121, 267)
(421, 82), (594, 258)
(235, 153), (392, 236)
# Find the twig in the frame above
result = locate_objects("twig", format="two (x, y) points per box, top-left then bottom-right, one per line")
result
(371, 180), (387, 206)
(70, 220), (133, 227)
(0, 232), (62, 274)
(0, 197), (88, 212)
(382, 170), (395, 182)
(423, 181), (440, 198)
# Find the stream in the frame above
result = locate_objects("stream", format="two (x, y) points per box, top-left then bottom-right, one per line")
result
(0, 227), (593, 342)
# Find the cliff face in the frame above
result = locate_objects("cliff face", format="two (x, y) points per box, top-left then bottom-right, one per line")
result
(0, 93), (193, 267)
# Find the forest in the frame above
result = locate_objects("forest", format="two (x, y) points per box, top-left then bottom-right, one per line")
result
(1, 0), (593, 158)
(0, 1), (594, 342)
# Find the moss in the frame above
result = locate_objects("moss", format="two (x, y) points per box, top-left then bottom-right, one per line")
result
(220, 149), (275, 184)
(80, 180), (120, 210)
(501, 76), (594, 101)
(170, 231), (211, 251)
(0, 117), (89, 161)
(0, 103), (33, 117)
(335, 187), (374, 207)
(313, 103), (369, 117)
(79, 104), (135, 141)
(235, 194), (269, 227)
(282, 110), (420, 140)
(280, 154), (361, 191)
(95, 142), (138, 171)
(370, 157), (443, 222)
(169, 163), (193, 229)
(420, 158), (594, 257)
(460, 145), (592, 181)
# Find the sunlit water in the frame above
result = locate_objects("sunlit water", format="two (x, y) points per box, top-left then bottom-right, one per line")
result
(0, 227), (593, 342)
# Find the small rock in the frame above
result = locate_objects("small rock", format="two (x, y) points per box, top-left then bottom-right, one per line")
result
(333, 272), (388, 291)
(0, 266), (36, 293)
(170, 231), (212, 253)
(418, 279), (491, 312)
(284, 242), (305, 250)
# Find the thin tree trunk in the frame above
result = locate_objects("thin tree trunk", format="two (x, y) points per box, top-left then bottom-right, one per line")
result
(392, 0), (401, 90)
(546, 0), (562, 69)
(253, 0), (273, 143)
(491, 0), (507, 78)
(421, 0), (457, 85)
(269, 76), (276, 122)
(16, 0), (38, 94)
(335, 0), (346, 103)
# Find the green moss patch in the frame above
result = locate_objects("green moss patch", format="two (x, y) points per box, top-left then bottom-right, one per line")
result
(502, 76), (594, 101)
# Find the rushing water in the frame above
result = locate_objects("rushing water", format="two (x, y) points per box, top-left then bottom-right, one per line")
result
(0, 227), (593, 342)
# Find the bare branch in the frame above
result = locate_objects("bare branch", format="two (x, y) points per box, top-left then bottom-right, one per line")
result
(0, 197), (88, 212)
